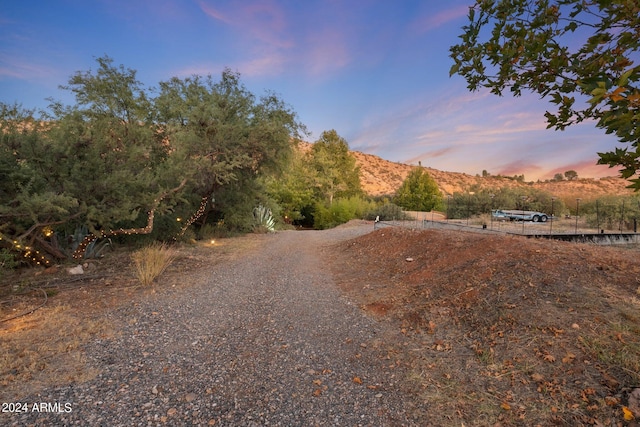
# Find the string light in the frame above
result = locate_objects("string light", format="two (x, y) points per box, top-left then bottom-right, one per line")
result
(73, 205), (158, 259)
(0, 231), (52, 266)
(177, 196), (209, 238)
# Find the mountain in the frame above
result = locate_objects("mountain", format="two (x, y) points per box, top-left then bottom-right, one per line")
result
(350, 150), (634, 199)
(296, 141), (633, 198)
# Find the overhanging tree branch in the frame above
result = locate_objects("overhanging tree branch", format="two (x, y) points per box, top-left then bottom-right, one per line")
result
(73, 179), (187, 259)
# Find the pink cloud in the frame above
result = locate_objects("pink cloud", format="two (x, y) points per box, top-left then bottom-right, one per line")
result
(199, 0), (292, 49)
(405, 146), (458, 165)
(410, 5), (469, 34)
(197, 0), (357, 78)
(198, 2), (231, 24)
(549, 159), (621, 180)
(304, 28), (351, 76)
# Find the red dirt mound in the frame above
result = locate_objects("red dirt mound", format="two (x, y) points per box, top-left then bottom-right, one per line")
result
(330, 227), (640, 426)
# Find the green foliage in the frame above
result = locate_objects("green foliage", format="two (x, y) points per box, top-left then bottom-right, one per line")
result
(394, 168), (442, 211)
(0, 104), (81, 243)
(564, 170), (578, 181)
(450, 1), (640, 188)
(208, 175), (279, 234)
(0, 248), (18, 278)
(309, 130), (362, 204)
(264, 145), (315, 223)
(363, 202), (412, 221)
(580, 195), (640, 231)
(253, 205), (276, 233)
(445, 186), (563, 219)
(155, 71), (302, 196)
(51, 225), (112, 259)
(312, 196), (374, 230)
(49, 57), (161, 234)
(265, 130), (363, 229)
(0, 57), (304, 259)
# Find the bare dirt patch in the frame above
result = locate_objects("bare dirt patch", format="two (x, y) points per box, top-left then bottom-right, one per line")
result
(329, 226), (640, 426)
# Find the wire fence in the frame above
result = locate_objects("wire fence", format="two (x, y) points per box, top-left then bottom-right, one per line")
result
(373, 216), (640, 245)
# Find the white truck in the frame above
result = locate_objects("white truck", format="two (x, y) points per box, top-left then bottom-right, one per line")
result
(492, 209), (549, 223)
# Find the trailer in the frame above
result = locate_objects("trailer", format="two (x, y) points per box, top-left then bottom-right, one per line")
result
(492, 209), (549, 222)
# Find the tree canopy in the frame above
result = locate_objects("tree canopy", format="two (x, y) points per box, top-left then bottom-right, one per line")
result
(309, 130), (362, 205)
(0, 57), (305, 261)
(394, 168), (442, 211)
(450, 0), (640, 188)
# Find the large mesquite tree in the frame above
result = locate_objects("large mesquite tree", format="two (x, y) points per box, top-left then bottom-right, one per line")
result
(0, 57), (305, 261)
(154, 70), (306, 232)
(0, 58), (167, 261)
(450, 0), (640, 187)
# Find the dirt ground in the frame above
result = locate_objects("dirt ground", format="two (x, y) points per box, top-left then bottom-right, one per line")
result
(329, 225), (640, 426)
(2, 224), (640, 426)
(0, 235), (264, 402)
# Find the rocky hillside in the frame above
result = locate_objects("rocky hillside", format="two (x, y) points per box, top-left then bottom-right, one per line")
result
(296, 141), (633, 198)
(351, 150), (634, 199)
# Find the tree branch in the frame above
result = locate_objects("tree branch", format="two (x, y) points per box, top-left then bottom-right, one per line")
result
(73, 179), (187, 259)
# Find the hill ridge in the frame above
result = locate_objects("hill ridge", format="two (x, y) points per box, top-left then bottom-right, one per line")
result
(297, 141), (633, 198)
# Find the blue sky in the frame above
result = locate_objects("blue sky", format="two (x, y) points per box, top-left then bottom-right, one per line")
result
(0, 0), (625, 180)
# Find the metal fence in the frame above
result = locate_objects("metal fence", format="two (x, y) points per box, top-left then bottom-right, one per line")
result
(373, 218), (640, 245)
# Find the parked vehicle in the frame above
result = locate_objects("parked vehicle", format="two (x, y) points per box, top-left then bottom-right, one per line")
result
(492, 209), (549, 222)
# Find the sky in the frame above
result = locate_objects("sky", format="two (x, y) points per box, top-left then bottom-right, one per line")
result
(0, 0), (627, 181)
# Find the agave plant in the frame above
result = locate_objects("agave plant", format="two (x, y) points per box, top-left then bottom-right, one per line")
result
(53, 225), (112, 259)
(253, 205), (276, 232)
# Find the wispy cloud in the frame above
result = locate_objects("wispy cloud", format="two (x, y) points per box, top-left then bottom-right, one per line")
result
(304, 27), (351, 76)
(199, 1), (292, 52)
(405, 146), (458, 164)
(197, 0), (357, 79)
(198, 2), (231, 24)
(0, 54), (54, 80)
(410, 4), (469, 34)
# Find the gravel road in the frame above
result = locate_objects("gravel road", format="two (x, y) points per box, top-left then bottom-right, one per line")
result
(7, 223), (417, 426)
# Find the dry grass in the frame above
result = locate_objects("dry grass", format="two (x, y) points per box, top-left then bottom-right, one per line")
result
(0, 234), (265, 402)
(131, 242), (177, 286)
(0, 304), (110, 400)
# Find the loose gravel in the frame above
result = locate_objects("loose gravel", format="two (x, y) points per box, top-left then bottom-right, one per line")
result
(6, 224), (417, 426)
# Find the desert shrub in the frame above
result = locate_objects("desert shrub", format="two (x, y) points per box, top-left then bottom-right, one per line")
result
(312, 203), (338, 230)
(0, 249), (18, 278)
(313, 197), (375, 229)
(364, 202), (411, 221)
(581, 195), (640, 231)
(131, 242), (176, 286)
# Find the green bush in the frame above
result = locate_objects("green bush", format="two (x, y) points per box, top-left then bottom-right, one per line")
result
(0, 249), (18, 278)
(364, 202), (412, 221)
(312, 197), (377, 229)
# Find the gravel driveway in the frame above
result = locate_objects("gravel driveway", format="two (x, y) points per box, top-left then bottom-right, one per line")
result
(8, 223), (416, 426)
